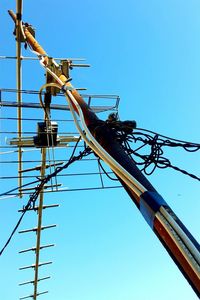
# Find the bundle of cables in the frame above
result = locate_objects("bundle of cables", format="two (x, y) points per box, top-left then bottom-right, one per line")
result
(104, 113), (200, 181)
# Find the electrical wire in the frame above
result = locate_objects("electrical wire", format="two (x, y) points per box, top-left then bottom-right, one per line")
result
(25, 48), (146, 197)
(109, 127), (200, 181)
(39, 83), (77, 188)
(39, 73), (145, 196)
(65, 88), (146, 196)
(98, 159), (118, 181)
(28, 52), (145, 196)
(38, 83), (60, 121)
(136, 127), (200, 146)
(0, 137), (92, 255)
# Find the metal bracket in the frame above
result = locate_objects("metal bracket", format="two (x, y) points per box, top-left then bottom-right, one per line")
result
(46, 58), (61, 96)
(60, 59), (71, 78)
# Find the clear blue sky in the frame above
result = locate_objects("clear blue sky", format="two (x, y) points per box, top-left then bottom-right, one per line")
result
(0, 1), (200, 299)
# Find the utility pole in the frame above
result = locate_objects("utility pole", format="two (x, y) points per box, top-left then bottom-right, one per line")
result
(8, 9), (200, 298)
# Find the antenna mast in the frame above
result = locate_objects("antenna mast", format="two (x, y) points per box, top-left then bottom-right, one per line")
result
(4, 3), (200, 299)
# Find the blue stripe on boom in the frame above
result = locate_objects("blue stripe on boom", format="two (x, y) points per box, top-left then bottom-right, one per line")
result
(140, 191), (167, 228)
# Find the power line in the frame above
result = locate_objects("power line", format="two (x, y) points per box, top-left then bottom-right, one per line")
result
(119, 128), (200, 180)
(136, 127), (200, 146)
(96, 118), (200, 181)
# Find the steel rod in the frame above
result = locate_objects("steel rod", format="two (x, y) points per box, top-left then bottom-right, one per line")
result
(0, 100), (116, 113)
(16, 0), (23, 197)
(33, 147), (46, 300)
(34, 91), (51, 299)
(0, 55), (86, 61)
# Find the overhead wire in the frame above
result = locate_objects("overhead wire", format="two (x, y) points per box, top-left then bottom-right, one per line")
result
(43, 52), (198, 192)
(65, 88), (146, 196)
(0, 137), (92, 255)
(0, 179), (41, 197)
(37, 70), (146, 197)
(43, 72), (200, 278)
(110, 127), (200, 181)
(4, 48), (146, 198)
(136, 127), (200, 146)
(23, 42), (134, 195)
(22, 44), (146, 197)
(98, 159), (118, 181)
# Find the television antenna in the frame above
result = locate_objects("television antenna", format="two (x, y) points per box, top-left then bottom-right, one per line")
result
(0, 1), (200, 299)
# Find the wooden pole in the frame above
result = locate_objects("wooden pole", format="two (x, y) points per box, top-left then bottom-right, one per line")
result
(8, 11), (200, 297)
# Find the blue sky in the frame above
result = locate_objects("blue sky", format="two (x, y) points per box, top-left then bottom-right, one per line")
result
(0, 1), (200, 299)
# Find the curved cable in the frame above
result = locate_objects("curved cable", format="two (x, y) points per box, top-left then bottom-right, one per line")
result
(136, 128), (200, 146)
(34, 59), (146, 197)
(0, 137), (91, 256)
(65, 88), (146, 196)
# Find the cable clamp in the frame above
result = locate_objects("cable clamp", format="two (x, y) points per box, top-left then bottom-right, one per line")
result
(65, 77), (72, 83)
(38, 53), (48, 61)
(61, 84), (74, 92)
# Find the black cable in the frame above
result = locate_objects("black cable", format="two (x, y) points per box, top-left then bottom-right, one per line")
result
(131, 150), (200, 181)
(0, 211), (26, 256)
(132, 132), (200, 152)
(0, 139), (87, 198)
(0, 179), (42, 197)
(124, 131), (200, 181)
(0, 138), (92, 256)
(98, 159), (118, 181)
(136, 127), (200, 146)
(101, 120), (200, 181)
